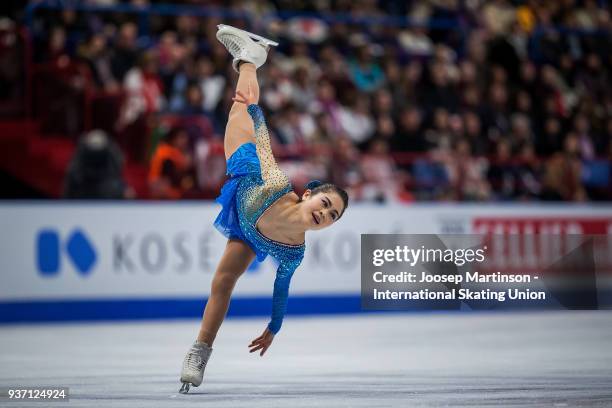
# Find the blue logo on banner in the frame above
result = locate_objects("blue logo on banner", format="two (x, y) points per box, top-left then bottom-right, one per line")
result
(36, 229), (97, 276)
(37, 230), (60, 275)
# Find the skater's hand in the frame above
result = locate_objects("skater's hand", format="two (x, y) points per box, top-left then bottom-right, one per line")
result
(248, 327), (274, 356)
(232, 83), (257, 106)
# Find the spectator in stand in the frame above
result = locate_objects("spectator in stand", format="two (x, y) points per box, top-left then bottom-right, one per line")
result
(509, 113), (534, 152)
(337, 97), (376, 149)
(45, 26), (69, 64)
(119, 50), (164, 161)
(541, 133), (585, 201)
(463, 111), (487, 156)
(148, 127), (194, 199)
(284, 41), (316, 73)
(274, 103), (317, 146)
(64, 130), (132, 199)
(290, 65), (316, 112)
(481, 82), (511, 146)
(196, 56), (226, 113)
(488, 139), (517, 200)
(538, 117), (563, 156)
(424, 107), (453, 152)
(513, 90), (533, 118)
(360, 139), (401, 203)
(348, 44), (385, 93)
(168, 57), (197, 112)
(181, 83), (206, 115)
(374, 114), (396, 142)
(330, 135), (362, 196)
(156, 30), (189, 100)
(372, 89), (395, 121)
(260, 62), (293, 111)
(311, 80), (342, 133)
(121, 51), (165, 126)
(444, 138), (490, 201)
(515, 143), (542, 200)
(398, 60), (423, 107)
(421, 60), (458, 113)
(392, 107), (427, 154)
(573, 113), (596, 160)
(78, 33), (119, 91)
(25, 0), (612, 202)
(111, 22), (140, 82)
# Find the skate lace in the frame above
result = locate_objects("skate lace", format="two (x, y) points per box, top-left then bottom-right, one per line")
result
(218, 34), (244, 58)
(185, 348), (204, 371)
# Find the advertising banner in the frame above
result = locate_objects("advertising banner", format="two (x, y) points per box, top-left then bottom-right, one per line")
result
(1, 203), (611, 321)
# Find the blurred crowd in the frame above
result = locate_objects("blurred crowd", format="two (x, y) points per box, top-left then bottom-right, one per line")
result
(20, 0), (612, 200)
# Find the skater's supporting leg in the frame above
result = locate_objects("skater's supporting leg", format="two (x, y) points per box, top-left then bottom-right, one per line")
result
(224, 63), (260, 160)
(197, 239), (256, 346)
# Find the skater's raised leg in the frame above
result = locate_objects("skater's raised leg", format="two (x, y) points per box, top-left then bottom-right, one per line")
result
(215, 24), (277, 160)
(223, 63), (260, 160)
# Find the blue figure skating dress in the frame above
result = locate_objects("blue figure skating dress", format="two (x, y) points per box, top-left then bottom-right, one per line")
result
(214, 104), (305, 334)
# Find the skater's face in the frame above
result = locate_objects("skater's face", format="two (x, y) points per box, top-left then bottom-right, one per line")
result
(300, 190), (344, 230)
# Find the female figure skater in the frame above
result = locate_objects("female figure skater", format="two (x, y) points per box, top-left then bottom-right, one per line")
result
(179, 25), (349, 393)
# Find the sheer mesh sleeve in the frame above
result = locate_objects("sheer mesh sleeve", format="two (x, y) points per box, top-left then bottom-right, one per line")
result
(267, 257), (302, 334)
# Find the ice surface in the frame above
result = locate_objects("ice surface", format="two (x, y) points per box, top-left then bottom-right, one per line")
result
(1, 312), (611, 407)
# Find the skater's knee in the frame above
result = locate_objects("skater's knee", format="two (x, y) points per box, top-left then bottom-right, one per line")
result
(211, 270), (238, 295)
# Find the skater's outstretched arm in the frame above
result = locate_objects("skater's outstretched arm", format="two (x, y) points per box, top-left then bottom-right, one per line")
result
(267, 260), (298, 334)
(248, 259), (300, 356)
(233, 87), (288, 188)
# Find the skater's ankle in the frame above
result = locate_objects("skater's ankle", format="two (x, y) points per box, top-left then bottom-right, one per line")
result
(238, 61), (256, 72)
(195, 337), (213, 348)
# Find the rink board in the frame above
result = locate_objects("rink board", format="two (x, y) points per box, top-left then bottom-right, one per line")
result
(1, 202), (611, 322)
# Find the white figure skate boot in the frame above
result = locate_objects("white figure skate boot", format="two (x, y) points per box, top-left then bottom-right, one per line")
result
(179, 341), (213, 394)
(216, 24), (278, 73)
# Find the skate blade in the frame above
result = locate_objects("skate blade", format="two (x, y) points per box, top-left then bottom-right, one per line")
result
(217, 24), (279, 47)
(179, 382), (190, 394)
